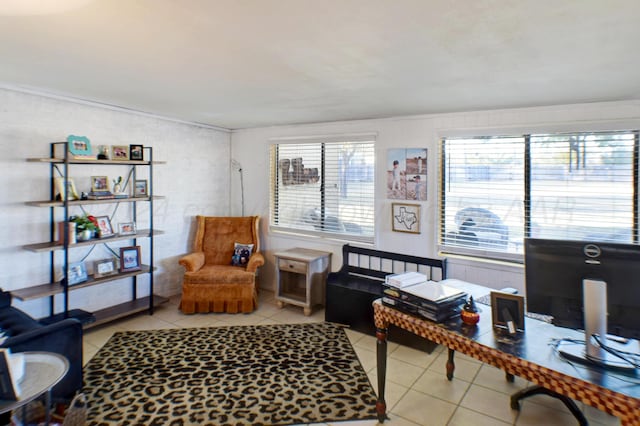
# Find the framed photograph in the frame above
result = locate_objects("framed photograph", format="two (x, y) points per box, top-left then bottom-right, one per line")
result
(111, 145), (129, 160)
(95, 215), (114, 238)
(129, 144), (144, 161)
(118, 222), (137, 236)
(93, 258), (117, 278)
(67, 261), (88, 285)
(67, 135), (92, 157)
(134, 180), (148, 197)
(91, 176), (110, 192)
(96, 145), (110, 160)
(391, 203), (420, 234)
(54, 177), (79, 201)
(491, 291), (525, 333)
(120, 246), (141, 272)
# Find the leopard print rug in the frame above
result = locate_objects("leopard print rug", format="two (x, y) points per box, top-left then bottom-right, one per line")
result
(83, 322), (378, 425)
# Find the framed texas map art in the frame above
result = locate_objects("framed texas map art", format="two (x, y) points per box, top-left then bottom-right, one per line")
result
(392, 203), (420, 234)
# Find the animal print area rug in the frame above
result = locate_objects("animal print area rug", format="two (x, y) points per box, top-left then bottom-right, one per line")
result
(83, 322), (378, 425)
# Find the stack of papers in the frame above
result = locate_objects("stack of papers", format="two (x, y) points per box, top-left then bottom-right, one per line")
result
(385, 272), (427, 288)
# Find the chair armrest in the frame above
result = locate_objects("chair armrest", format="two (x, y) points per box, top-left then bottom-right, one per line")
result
(246, 251), (265, 273)
(2, 318), (83, 401)
(179, 252), (205, 272)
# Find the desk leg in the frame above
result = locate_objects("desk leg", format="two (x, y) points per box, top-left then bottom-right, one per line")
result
(376, 327), (388, 423)
(446, 348), (455, 381)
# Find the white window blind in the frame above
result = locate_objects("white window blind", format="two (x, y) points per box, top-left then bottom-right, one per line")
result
(270, 137), (375, 243)
(440, 130), (639, 261)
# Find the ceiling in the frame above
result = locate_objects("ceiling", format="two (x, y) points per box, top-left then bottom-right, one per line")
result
(2, 0), (640, 130)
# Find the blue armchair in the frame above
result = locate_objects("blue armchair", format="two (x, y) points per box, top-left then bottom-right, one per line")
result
(0, 290), (83, 402)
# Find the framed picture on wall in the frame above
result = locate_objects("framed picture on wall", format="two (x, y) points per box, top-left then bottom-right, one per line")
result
(391, 203), (420, 234)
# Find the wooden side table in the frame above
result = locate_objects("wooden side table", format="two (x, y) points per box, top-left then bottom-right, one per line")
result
(275, 248), (331, 316)
(0, 352), (69, 426)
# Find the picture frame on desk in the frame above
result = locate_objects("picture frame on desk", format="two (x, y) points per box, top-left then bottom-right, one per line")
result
(490, 291), (525, 333)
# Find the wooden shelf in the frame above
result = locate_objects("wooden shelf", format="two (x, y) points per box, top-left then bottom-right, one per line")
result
(27, 158), (166, 165)
(11, 265), (154, 301)
(23, 229), (164, 253)
(86, 295), (169, 329)
(25, 195), (165, 207)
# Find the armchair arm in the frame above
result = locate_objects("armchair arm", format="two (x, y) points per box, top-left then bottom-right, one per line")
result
(2, 318), (83, 401)
(246, 251), (265, 273)
(179, 252), (205, 272)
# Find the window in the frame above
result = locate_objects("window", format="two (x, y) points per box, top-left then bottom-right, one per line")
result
(440, 130), (639, 261)
(270, 136), (375, 243)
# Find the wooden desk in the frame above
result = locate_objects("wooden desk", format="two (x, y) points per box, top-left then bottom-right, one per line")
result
(373, 299), (640, 425)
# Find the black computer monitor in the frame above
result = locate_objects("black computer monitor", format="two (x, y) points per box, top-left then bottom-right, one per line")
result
(525, 238), (640, 369)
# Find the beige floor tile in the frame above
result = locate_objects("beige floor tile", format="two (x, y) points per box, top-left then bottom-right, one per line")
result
(412, 369), (471, 405)
(448, 407), (512, 426)
(368, 371), (409, 413)
(390, 344), (440, 369)
(385, 357), (427, 388)
(83, 323), (125, 348)
(473, 363), (528, 394)
(459, 384), (518, 424)
(390, 389), (457, 426)
(82, 341), (99, 365)
(428, 351), (481, 383)
(581, 404), (621, 426)
(171, 312), (226, 328)
(352, 344), (376, 373)
(516, 399), (580, 425)
(114, 313), (178, 330)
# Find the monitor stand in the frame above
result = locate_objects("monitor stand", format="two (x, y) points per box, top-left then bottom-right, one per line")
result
(558, 279), (635, 372)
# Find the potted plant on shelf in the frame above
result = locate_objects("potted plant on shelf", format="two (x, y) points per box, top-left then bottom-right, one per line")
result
(70, 215), (98, 241)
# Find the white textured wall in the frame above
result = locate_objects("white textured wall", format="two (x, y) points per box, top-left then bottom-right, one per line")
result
(231, 101), (640, 294)
(0, 88), (230, 318)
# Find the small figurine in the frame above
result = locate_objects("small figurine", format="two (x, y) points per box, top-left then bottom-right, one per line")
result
(112, 176), (123, 194)
(461, 296), (480, 325)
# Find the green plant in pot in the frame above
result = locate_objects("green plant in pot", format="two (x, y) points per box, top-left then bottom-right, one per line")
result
(70, 215), (98, 241)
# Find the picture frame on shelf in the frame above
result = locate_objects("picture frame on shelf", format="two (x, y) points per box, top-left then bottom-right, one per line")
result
(54, 177), (79, 201)
(118, 222), (137, 236)
(134, 180), (148, 197)
(93, 258), (117, 278)
(66, 135), (94, 159)
(90, 176), (110, 192)
(95, 215), (114, 238)
(120, 246), (141, 272)
(111, 145), (129, 160)
(129, 144), (144, 161)
(490, 291), (525, 333)
(67, 261), (88, 285)
(391, 202), (421, 234)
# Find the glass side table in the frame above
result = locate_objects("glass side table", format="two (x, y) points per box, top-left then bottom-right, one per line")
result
(0, 352), (69, 426)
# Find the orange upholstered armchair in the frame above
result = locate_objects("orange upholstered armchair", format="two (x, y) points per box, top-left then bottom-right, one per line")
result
(179, 216), (264, 314)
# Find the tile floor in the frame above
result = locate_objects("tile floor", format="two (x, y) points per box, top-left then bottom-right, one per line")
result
(83, 291), (621, 426)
